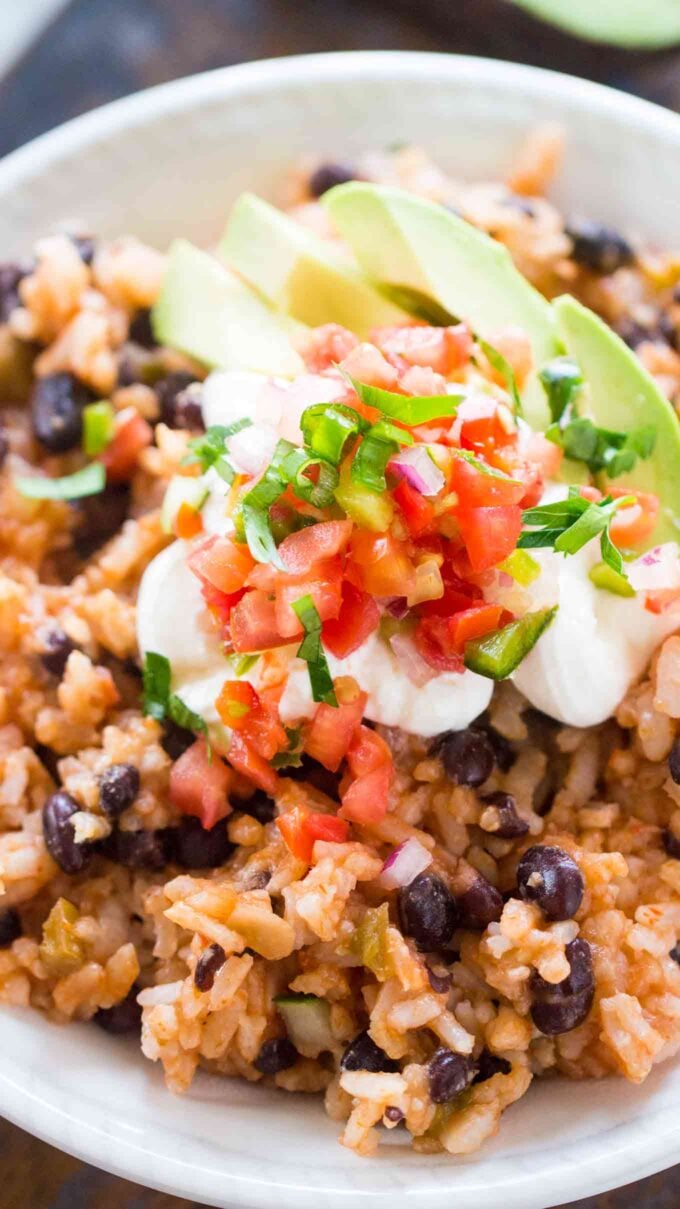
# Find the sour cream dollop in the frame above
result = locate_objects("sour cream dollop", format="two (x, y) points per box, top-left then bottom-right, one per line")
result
(137, 370), (679, 738)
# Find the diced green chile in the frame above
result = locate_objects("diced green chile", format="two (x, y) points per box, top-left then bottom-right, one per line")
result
(464, 607), (558, 680)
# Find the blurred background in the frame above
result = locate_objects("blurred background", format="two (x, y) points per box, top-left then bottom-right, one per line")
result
(1, 2), (680, 1208)
(1, 0), (680, 158)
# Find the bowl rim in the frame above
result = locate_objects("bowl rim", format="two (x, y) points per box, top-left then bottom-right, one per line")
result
(0, 48), (678, 1209)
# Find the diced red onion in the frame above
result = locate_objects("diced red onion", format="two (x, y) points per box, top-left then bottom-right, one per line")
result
(389, 445), (445, 497)
(228, 423), (278, 476)
(380, 837), (432, 889)
(385, 596), (410, 619)
(628, 543), (680, 592)
(389, 632), (437, 686)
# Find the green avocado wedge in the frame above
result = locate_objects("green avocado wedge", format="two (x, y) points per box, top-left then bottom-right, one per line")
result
(554, 295), (680, 545)
(152, 239), (306, 377)
(508, 0), (680, 48)
(323, 182), (560, 426)
(220, 193), (410, 338)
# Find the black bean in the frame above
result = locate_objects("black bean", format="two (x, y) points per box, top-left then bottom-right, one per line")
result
(254, 1037), (298, 1075)
(427, 966), (452, 994)
(94, 987), (142, 1035)
(428, 1048), (474, 1103)
(128, 308), (157, 349)
(73, 483), (130, 556)
(0, 428), (8, 472)
(0, 261), (30, 323)
(31, 372), (93, 453)
(398, 872), (458, 950)
(155, 372), (201, 430)
(340, 1030), (399, 1073)
(194, 942), (226, 992)
(662, 827), (680, 860)
(566, 221), (634, 274)
(161, 718), (195, 761)
(473, 1050), (512, 1084)
(0, 908), (21, 947)
(43, 790), (92, 874)
(532, 938), (594, 1000)
(40, 627), (76, 677)
(615, 317), (658, 351)
(244, 790), (276, 825)
(517, 845), (584, 921)
(481, 791), (529, 839)
(308, 162), (357, 197)
(438, 728), (495, 787)
(456, 874), (503, 931)
(105, 827), (173, 870)
(99, 763), (140, 819)
(286, 755), (341, 801)
(530, 938), (595, 1036)
(668, 738), (680, 784)
(69, 235), (96, 266)
(173, 817), (235, 870)
(670, 942), (680, 965)
(384, 1105), (404, 1124)
(480, 725), (515, 773)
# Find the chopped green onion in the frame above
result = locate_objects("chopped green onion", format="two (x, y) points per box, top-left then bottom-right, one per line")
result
(276, 443), (339, 508)
(301, 403), (367, 464)
(15, 461), (106, 501)
(477, 337), (522, 414)
(82, 401), (115, 456)
(498, 549), (541, 586)
(539, 356), (583, 423)
(464, 607), (558, 680)
(588, 561), (635, 597)
(351, 419), (413, 494)
(348, 375), (463, 426)
(292, 594), (337, 707)
(184, 419), (252, 475)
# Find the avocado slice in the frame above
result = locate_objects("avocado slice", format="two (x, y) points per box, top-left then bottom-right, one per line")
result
(152, 239), (305, 377)
(220, 193), (410, 338)
(323, 182), (560, 425)
(554, 295), (680, 545)
(509, 0), (680, 48)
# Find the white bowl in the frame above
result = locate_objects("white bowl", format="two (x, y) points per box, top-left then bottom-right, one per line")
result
(0, 51), (678, 1209)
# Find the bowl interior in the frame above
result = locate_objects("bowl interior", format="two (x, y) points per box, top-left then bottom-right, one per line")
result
(0, 51), (678, 1209)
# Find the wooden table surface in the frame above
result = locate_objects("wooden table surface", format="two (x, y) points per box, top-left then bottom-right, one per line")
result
(0, 1), (679, 1205)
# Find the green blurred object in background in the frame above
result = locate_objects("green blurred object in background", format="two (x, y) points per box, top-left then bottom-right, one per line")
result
(509, 0), (680, 47)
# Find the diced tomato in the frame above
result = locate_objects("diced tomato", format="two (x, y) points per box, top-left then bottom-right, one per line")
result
(609, 490), (659, 549)
(227, 731), (278, 795)
(372, 323), (473, 375)
(304, 679), (367, 771)
(100, 410), (152, 483)
(278, 519), (353, 574)
(322, 582), (381, 659)
(484, 326), (533, 387)
(448, 604), (506, 650)
(524, 432), (564, 480)
(188, 535), (255, 595)
(302, 324), (359, 373)
(229, 590), (290, 653)
(274, 556), (343, 638)
(414, 617), (465, 672)
(169, 737), (232, 829)
(451, 396), (515, 453)
(246, 562), (278, 591)
(339, 727), (394, 825)
(175, 500), (204, 540)
(201, 582), (244, 626)
(451, 456), (525, 508)
(277, 805), (349, 863)
(350, 530), (416, 598)
(456, 504), (523, 572)
(216, 680), (287, 760)
(393, 479), (436, 536)
(417, 555), (482, 619)
(341, 342), (399, 390)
